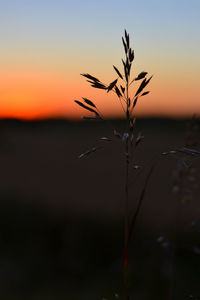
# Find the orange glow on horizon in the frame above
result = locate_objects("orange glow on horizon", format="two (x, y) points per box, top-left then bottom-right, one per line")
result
(0, 69), (199, 120)
(0, 71), (78, 120)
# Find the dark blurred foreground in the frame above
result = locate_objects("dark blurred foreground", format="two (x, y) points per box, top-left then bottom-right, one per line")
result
(0, 118), (200, 300)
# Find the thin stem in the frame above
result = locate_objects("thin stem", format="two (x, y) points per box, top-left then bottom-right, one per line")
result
(125, 79), (130, 247)
(128, 164), (155, 243)
(124, 143), (130, 300)
(110, 89), (126, 113)
(125, 140), (129, 247)
(123, 77), (131, 300)
(168, 169), (183, 300)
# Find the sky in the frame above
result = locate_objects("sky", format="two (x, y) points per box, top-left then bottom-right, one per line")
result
(0, 0), (200, 120)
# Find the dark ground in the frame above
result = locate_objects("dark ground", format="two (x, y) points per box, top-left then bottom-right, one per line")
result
(0, 118), (199, 300)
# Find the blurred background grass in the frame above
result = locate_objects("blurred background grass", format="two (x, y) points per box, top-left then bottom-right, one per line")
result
(0, 118), (199, 299)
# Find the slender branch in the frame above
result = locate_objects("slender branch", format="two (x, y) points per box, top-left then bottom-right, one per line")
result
(125, 78), (130, 246)
(123, 73), (131, 300)
(128, 164), (155, 243)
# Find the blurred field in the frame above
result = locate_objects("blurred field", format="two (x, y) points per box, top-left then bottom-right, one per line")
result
(0, 118), (199, 300)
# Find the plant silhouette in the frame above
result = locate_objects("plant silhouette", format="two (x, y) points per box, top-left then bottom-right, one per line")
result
(75, 30), (153, 299)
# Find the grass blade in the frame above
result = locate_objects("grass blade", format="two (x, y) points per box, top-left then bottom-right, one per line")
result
(115, 86), (122, 98)
(107, 79), (118, 93)
(82, 98), (96, 108)
(135, 72), (148, 81)
(132, 97), (138, 109)
(113, 65), (123, 79)
(135, 76), (153, 97)
(125, 29), (129, 49)
(79, 147), (98, 158)
(128, 164), (155, 243)
(120, 85), (125, 94)
(122, 37), (127, 54)
(129, 49), (134, 62)
(91, 82), (107, 90)
(141, 91), (150, 96)
(74, 100), (99, 116)
(81, 73), (100, 82)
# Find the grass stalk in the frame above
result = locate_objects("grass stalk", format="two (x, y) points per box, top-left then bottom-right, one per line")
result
(123, 68), (131, 299)
(74, 29), (153, 300)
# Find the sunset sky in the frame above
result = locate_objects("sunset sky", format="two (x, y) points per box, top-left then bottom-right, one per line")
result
(0, 0), (200, 120)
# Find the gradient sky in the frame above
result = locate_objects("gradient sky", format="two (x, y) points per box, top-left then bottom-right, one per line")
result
(0, 0), (200, 119)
